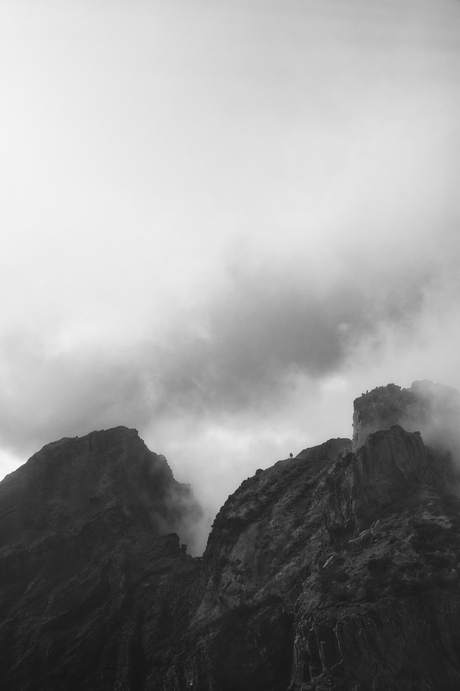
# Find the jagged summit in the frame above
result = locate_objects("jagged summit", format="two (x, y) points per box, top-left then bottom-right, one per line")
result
(1, 385), (460, 689)
(2, 426), (146, 483)
(353, 379), (460, 454)
(0, 425), (202, 550)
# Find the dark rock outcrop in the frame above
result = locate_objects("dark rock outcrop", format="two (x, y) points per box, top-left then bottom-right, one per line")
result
(162, 426), (460, 691)
(2, 383), (460, 689)
(0, 427), (202, 691)
(352, 380), (460, 453)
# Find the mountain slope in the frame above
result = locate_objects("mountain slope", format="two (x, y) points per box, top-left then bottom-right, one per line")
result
(1, 384), (460, 689)
(0, 427), (202, 690)
(163, 425), (460, 691)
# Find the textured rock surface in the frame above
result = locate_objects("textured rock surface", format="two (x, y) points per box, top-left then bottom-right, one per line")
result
(352, 380), (460, 452)
(0, 427), (202, 690)
(162, 426), (460, 691)
(2, 385), (460, 690)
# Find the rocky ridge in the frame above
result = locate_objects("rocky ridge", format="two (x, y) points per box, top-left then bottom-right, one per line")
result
(352, 380), (460, 453)
(1, 383), (460, 689)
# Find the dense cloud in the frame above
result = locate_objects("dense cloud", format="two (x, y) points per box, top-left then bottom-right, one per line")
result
(150, 256), (438, 415)
(407, 381), (460, 463)
(1, 239), (459, 521)
(1, 210), (460, 520)
(1, 0), (460, 524)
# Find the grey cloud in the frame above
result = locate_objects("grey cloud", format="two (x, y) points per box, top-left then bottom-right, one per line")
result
(404, 380), (460, 464)
(150, 258), (438, 415)
(0, 248), (454, 463)
(0, 339), (154, 456)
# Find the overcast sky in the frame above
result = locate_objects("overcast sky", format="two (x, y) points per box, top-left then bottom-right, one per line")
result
(1, 0), (460, 522)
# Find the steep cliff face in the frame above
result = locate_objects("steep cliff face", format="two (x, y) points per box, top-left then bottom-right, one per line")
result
(291, 426), (460, 691)
(163, 426), (460, 691)
(2, 385), (460, 690)
(352, 380), (460, 453)
(162, 438), (352, 691)
(0, 427), (202, 691)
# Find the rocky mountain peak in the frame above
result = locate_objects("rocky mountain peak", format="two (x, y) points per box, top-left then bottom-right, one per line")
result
(352, 379), (460, 455)
(1, 385), (460, 689)
(0, 425), (202, 552)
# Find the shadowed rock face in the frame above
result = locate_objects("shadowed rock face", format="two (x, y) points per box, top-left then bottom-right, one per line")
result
(352, 380), (460, 453)
(0, 427), (203, 691)
(2, 386), (460, 690)
(0, 427), (202, 549)
(163, 426), (460, 691)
